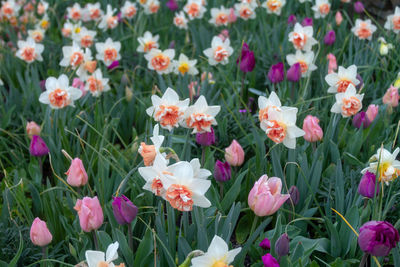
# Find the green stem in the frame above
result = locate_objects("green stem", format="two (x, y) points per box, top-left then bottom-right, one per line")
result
(41, 246), (47, 267)
(93, 230), (99, 250)
(128, 223), (133, 253)
(249, 216), (259, 238)
(219, 182), (224, 199)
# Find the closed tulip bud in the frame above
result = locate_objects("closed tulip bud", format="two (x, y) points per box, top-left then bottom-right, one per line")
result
(302, 115), (323, 142)
(301, 17), (313, 26)
(286, 63), (301, 82)
(74, 196), (104, 232)
(66, 158), (88, 187)
(324, 30), (336, 46)
(166, 0), (179, 11)
(259, 238), (271, 250)
(237, 43), (255, 73)
(275, 233), (290, 257)
(248, 175), (290, 216)
(30, 135), (49, 157)
(228, 8), (237, 23)
(225, 140), (245, 166)
(354, 1), (364, 13)
(262, 253), (279, 267)
(358, 171), (378, 198)
(268, 62), (285, 84)
(285, 185), (299, 205)
(72, 78), (86, 97)
(196, 127), (215, 146)
(287, 14), (297, 26)
(358, 221), (399, 256)
(112, 195), (138, 225)
(366, 104), (379, 122)
(26, 121), (41, 138)
(327, 53), (337, 74)
(335, 11), (343, 26)
(214, 160), (231, 182)
(30, 218), (52, 247)
(383, 85), (399, 107)
(352, 111), (371, 129)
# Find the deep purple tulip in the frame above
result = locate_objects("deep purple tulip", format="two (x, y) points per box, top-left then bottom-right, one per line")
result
(107, 60), (119, 70)
(30, 135), (49, 157)
(214, 160), (231, 182)
(358, 221), (399, 256)
(112, 195), (138, 225)
(237, 43), (255, 73)
(166, 0), (179, 11)
(39, 80), (46, 91)
(324, 30), (336, 46)
(354, 1), (365, 13)
(196, 127), (215, 146)
(262, 253), (279, 267)
(287, 14), (297, 26)
(285, 185), (300, 205)
(117, 12), (122, 22)
(353, 111), (372, 129)
(356, 74), (364, 90)
(275, 233), (290, 257)
(259, 238), (271, 250)
(358, 171), (378, 198)
(286, 63), (301, 82)
(268, 62), (285, 83)
(301, 17), (313, 26)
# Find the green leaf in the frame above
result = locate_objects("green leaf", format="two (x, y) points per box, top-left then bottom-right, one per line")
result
(221, 170), (248, 212)
(235, 213), (252, 244)
(8, 231), (23, 267)
(134, 229), (154, 266)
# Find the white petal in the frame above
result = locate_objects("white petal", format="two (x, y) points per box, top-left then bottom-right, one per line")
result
(105, 242), (119, 262)
(85, 251), (105, 267)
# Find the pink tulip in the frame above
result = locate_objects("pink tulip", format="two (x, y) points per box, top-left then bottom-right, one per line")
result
(327, 53), (337, 74)
(72, 78), (86, 97)
(218, 29), (230, 42)
(248, 175), (290, 216)
(30, 217), (52, 246)
(225, 140), (245, 166)
(228, 8), (237, 23)
(366, 104), (379, 122)
(26, 121), (41, 138)
(335, 11), (343, 26)
(302, 115), (323, 142)
(383, 85), (399, 107)
(74, 196), (104, 232)
(66, 158), (88, 187)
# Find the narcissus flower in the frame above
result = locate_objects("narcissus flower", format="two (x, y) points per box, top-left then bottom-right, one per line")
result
(174, 11), (189, 29)
(286, 50), (317, 78)
(16, 38), (44, 63)
(311, 0), (330, 19)
(209, 6), (230, 26)
(30, 218), (52, 247)
(234, 2), (256, 20)
(98, 5), (118, 31)
(331, 84), (363, 117)
(95, 38), (121, 67)
(361, 148), (400, 184)
(184, 0), (206, 20)
(137, 31), (159, 53)
(84, 3), (103, 21)
(85, 242), (123, 267)
(182, 95), (221, 133)
(190, 235), (241, 267)
(28, 27), (45, 43)
(73, 27), (97, 48)
(59, 42), (87, 69)
(74, 196), (104, 232)
(85, 69), (110, 97)
(145, 49), (175, 74)
(37, 1), (49, 15)
(203, 36), (233, 66)
(262, 0), (286, 16)
(173, 54), (199, 76)
(1, 0), (21, 19)
(288, 23), (317, 51)
(384, 7), (400, 34)
(67, 3), (82, 21)
(325, 65), (359, 93)
(143, 0), (161, 14)
(138, 124), (165, 166)
(121, 1), (138, 19)
(139, 153), (169, 196)
(378, 37), (394, 56)
(351, 19), (377, 41)
(39, 74), (82, 109)
(258, 91), (282, 123)
(146, 88), (189, 131)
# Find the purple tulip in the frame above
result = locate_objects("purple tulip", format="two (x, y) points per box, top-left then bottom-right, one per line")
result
(358, 221), (399, 256)
(117, 12), (122, 22)
(301, 17), (313, 26)
(354, 1), (365, 13)
(286, 63), (301, 82)
(356, 74), (364, 90)
(285, 185), (300, 205)
(214, 160), (231, 182)
(353, 111), (372, 129)
(262, 253), (279, 267)
(30, 135), (49, 157)
(259, 238), (271, 250)
(237, 43), (255, 73)
(268, 62), (285, 83)
(358, 171), (378, 198)
(324, 30), (336, 46)
(107, 60), (119, 70)
(275, 233), (290, 257)
(168, 41), (176, 49)
(287, 14), (297, 26)
(196, 127), (215, 146)
(166, 0), (179, 11)
(112, 195), (138, 225)
(39, 80), (46, 91)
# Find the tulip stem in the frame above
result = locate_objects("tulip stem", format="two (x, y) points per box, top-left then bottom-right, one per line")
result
(219, 182), (224, 199)
(249, 216), (258, 238)
(359, 253), (368, 267)
(201, 147), (205, 166)
(93, 230), (99, 250)
(128, 223), (133, 252)
(41, 246), (47, 267)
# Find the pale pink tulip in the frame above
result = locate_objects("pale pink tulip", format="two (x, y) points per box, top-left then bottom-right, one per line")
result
(335, 11), (343, 26)
(383, 85), (399, 107)
(228, 8), (237, 23)
(26, 121), (41, 138)
(302, 115), (323, 142)
(66, 158), (88, 187)
(74, 196), (104, 232)
(366, 104), (379, 122)
(72, 78), (86, 97)
(225, 140), (245, 166)
(30, 217), (52, 246)
(327, 53), (337, 74)
(248, 175), (290, 216)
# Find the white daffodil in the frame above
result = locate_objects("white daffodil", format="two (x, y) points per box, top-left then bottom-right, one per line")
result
(121, 1), (137, 19)
(28, 27), (45, 43)
(362, 147), (400, 185)
(59, 42), (87, 69)
(311, 0), (331, 19)
(139, 153), (169, 197)
(137, 31), (159, 53)
(1, 0), (21, 19)
(234, 2), (256, 20)
(286, 50), (317, 78)
(378, 37), (394, 56)
(174, 11), (189, 29)
(173, 54), (199, 76)
(67, 3), (83, 21)
(167, 158), (211, 180)
(160, 161), (211, 211)
(203, 36), (233, 66)
(209, 6), (230, 26)
(260, 107), (305, 149)
(143, 0), (160, 14)
(16, 38), (44, 63)
(240, 0), (258, 8)
(83, 3), (103, 22)
(39, 75), (82, 109)
(73, 27), (97, 48)
(98, 5), (118, 31)
(37, 1), (49, 15)
(351, 19), (377, 41)
(85, 69), (110, 97)
(190, 235), (242, 267)
(182, 96), (220, 134)
(138, 124), (165, 166)
(330, 84), (364, 117)
(184, 0), (206, 20)
(325, 65), (360, 93)
(146, 87), (189, 131)
(144, 49), (175, 74)
(258, 91), (282, 123)
(95, 38), (121, 66)
(384, 7), (400, 34)
(288, 23), (317, 51)
(85, 241), (123, 267)
(262, 0), (286, 15)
